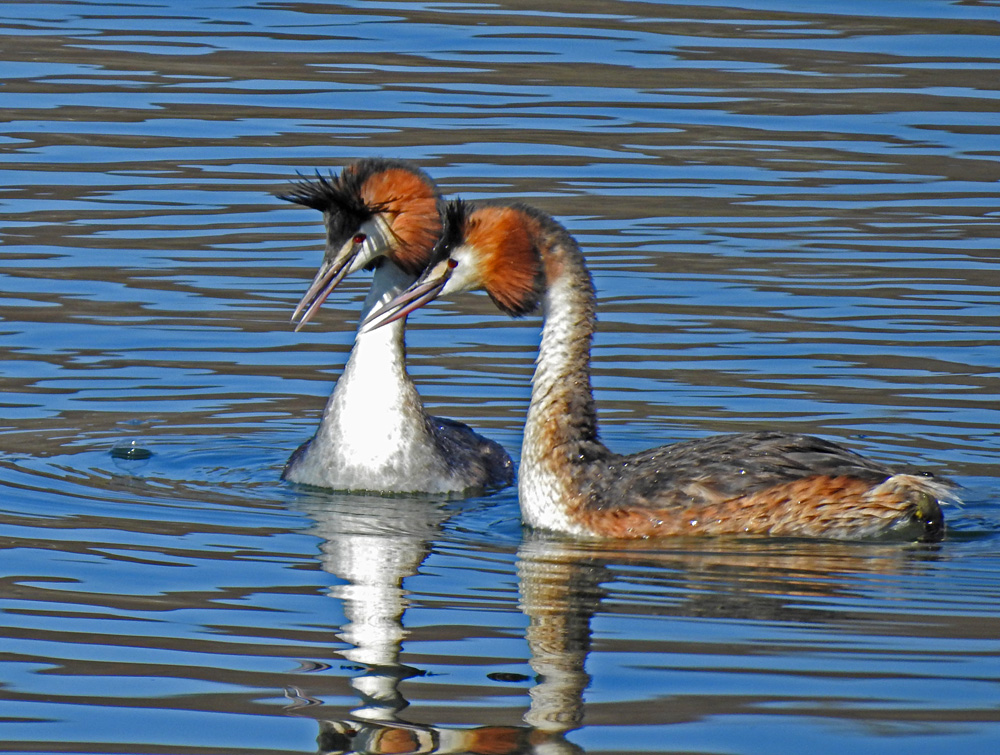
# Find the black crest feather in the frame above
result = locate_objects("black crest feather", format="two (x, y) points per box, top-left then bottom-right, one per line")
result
(434, 198), (472, 261)
(277, 158), (439, 244)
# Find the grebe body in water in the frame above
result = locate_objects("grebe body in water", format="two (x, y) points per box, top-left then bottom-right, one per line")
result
(367, 200), (951, 539)
(279, 162), (513, 494)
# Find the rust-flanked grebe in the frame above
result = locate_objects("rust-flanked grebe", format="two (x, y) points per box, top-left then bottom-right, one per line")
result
(365, 200), (951, 539)
(279, 162), (513, 494)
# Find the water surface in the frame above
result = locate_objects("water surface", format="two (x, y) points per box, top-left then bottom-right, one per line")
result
(2, 1), (999, 753)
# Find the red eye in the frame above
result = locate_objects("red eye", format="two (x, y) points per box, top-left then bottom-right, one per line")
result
(353, 233), (367, 245)
(447, 259), (458, 269)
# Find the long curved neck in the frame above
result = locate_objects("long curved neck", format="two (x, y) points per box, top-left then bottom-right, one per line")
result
(359, 260), (414, 344)
(347, 260), (415, 378)
(519, 229), (609, 531)
(326, 260), (424, 427)
(531, 242), (601, 446)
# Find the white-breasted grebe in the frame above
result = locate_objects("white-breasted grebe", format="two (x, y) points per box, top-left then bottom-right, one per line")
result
(365, 200), (952, 539)
(279, 161), (513, 494)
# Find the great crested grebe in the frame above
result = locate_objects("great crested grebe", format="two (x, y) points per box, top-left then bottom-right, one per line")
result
(279, 161), (513, 494)
(365, 199), (952, 539)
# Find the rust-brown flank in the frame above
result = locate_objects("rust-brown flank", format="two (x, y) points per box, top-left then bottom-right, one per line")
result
(360, 168), (441, 274)
(574, 474), (921, 539)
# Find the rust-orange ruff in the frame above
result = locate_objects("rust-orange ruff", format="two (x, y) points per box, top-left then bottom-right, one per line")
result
(280, 157), (442, 275)
(463, 204), (546, 316)
(357, 165), (441, 274)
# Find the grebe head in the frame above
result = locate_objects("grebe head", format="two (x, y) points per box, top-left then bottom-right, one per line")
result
(279, 159), (442, 330)
(362, 199), (545, 330)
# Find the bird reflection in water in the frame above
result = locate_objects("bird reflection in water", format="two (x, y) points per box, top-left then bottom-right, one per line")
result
(290, 493), (584, 754)
(295, 495), (442, 723)
(291, 493), (941, 754)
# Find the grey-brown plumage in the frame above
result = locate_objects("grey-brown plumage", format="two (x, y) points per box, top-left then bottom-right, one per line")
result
(588, 431), (902, 504)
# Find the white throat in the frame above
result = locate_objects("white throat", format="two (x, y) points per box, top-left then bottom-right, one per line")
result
(326, 261), (422, 457)
(283, 261), (434, 491)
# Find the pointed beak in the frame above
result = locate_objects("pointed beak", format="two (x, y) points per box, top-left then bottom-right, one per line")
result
(361, 259), (454, 333)
(290, 249), (359, 331)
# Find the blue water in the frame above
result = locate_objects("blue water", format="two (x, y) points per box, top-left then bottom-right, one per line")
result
(2, 1), (999, 753)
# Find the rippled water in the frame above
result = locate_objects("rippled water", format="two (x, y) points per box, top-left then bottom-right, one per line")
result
(2, 1), (999, 753)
